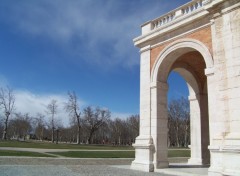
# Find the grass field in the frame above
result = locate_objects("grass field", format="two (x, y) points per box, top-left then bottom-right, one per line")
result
(48, 150), (190, 158)
(0, 140), (190, 158)
(48, 151), (135, 158)
(0, 150), (189, 158)
(0, 140), (133, 150)
(0, 150), (54, 157)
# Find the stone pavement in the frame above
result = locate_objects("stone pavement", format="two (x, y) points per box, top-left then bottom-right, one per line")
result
(0, 147), (208, 175)
(0, 157), (208, 176)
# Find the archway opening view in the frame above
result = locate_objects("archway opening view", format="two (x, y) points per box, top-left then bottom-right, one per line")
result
(167, 72), (190, 149)
(166, 50), (210, 166)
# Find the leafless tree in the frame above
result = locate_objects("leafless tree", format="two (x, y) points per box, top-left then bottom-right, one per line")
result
(34, 113), (46, 141)
(46, 99), (58, 143)
(65, 91), (81, 144)
(8, 113), (32, 140)
(168, 97), (190, 147)
(0, 87), (15, 140)
(126, 115), (139, 144)
(82, 106), (110, 144)
(110, 118), (124, 145)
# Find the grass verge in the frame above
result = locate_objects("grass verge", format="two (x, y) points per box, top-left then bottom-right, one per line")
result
(48, 151), (135, 158)
(0, 150), (54, 157)
(48, 150), (190, 158)
(168, 149), (190, 157)
(0, 140), (133, 150)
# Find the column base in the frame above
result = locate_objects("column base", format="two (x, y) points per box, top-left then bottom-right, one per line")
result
(155, 161), (169, 168)
(131, 161), (154, 172)
(225, 133), (240, 146)
(131, 135), (154, 172)
(188, 158), (203, 165)
(208, 145), (240, 176)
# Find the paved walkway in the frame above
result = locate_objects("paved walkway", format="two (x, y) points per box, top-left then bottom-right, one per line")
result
(0, 157), (208, 176)
(0, 147), (208, 176)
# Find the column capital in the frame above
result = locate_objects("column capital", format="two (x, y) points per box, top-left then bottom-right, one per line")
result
(140, 45), (151, 53)
(150, 81), (168, 90)
(205, 67), (215, 76)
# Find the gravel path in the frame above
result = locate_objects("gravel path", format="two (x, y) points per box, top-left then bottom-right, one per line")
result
(0, 157), (208, 176)
(0, 147), (204, 176)
(0, 147), (134, 152)
(0, 157), (133, 165)
(0, 165), (174, 176)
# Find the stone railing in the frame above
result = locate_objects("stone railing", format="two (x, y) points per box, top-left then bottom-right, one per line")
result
(141, 0), (213, 34)
(152, 0), (204, 29)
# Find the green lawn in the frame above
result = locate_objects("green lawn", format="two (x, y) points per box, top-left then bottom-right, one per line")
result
(0, 140), (190, 158)
(168, 149), (190, 157)
(48, 151), (135, 158)
(0, 150), (54, 157)
(48, 150), (190, 158)
(0, 140), (133, 150)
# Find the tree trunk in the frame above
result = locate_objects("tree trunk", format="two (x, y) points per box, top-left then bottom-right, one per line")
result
(56, 130), (59, 144)
(88, 130), (94, 144)
(2, 130), (7, 140)
(2, 117), (9, 140)
(77, 125), (80, 144)
(41, 127), (44, 141)
(176, 125), (179, 147)
(51, 127), (54, 143)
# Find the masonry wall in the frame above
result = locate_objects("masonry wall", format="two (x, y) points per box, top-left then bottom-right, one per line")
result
(150, 25), (212, 72)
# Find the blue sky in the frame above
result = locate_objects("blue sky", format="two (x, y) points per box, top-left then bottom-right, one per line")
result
(0, 0), (189, 125)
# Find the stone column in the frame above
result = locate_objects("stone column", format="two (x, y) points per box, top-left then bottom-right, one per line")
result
(200, 93), (210, 164)
(188, 94), (202, 165)
(131, 45), (154, 172)
(151, 81), (169, 169)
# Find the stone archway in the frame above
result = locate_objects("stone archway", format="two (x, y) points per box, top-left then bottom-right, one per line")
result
(150, 39), (213, 168)
(131, 1), (240, 175)
(131, 39), (213, 172)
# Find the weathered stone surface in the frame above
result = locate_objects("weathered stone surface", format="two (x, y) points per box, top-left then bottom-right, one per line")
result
(131, 0), (240, 175)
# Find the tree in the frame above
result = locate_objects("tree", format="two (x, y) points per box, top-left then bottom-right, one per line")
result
(109, 118), (125, 145)
(65, 91), (81, 144)
(82, 106), (110, 144)
(8, 113), (32, 140)
(168, 97), (190, 147)
(126, 115), (139, 144)
(46, 99), (58, 143)
(34, 113), (46, 141)
(0, 87), (15, 140)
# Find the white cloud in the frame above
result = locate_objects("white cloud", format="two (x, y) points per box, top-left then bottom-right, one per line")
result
(14, 90), (85, 127)
(1, 0), (167, 69)
(111, 112), (134, 120)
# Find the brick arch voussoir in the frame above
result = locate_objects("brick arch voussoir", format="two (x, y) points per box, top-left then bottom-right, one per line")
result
(151, 38), (214, 84)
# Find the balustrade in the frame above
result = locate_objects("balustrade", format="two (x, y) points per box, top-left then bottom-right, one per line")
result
(152, 0), (204, 30)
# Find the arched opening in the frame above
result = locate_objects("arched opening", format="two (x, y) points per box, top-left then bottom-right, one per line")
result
(167, 71), (190, 149)
(150, 39), (212, 169)
(167, 70), (190, 151)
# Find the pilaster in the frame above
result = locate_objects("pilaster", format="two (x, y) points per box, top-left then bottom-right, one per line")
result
(131, 45), (154, 172)
(150, 81), (169, 169)
(188, 94), (203, 165)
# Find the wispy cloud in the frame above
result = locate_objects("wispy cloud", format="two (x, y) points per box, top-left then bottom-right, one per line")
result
(12, 90), (133, 125)
(111, 112), (133, 119)
(14, 90), (86, 127)
(0, 0), (168, 69)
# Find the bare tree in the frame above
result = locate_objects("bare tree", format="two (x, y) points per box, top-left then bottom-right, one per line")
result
(65, 91), (81, 144)
(8, 113), (32, 140)
(0, 87), (15, 140)
(168, 97), (190, 147)
(34, 113), (46, 141)
(83, 106), (110, 144)
(46, 99), (58, 143)
(126, 115), (139, 144)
